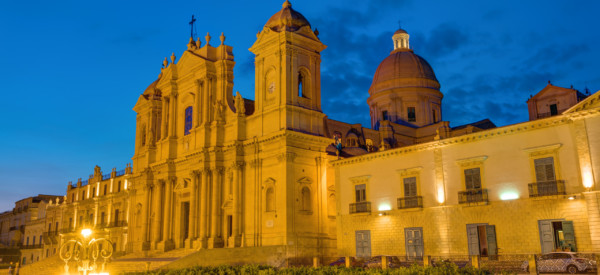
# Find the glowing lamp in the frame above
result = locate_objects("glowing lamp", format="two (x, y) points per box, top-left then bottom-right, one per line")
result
(500, 192), (519, 201)
(81, 228), (92, 239)
(378, 203), (391, 211)
(582, 171), (594, 189)
(437, 188), (445, 204)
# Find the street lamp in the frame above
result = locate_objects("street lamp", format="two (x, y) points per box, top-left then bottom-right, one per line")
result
(59, 228), (113, 275)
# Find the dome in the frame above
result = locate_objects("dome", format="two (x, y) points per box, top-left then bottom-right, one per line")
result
(368, 29), (440, 95)
(264, 0), (311, 32)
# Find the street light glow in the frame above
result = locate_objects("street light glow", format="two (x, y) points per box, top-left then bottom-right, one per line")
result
(81, 228), (92, 238)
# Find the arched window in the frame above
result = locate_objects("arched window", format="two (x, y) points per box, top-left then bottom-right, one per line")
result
(301, 187), (311, 211)
(266, 187), (275, 212)
(298, 73), (304, 98)
(184, 106), (193, 135)
(140, 124), (146, 146)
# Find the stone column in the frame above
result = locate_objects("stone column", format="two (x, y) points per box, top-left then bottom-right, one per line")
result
(153, 180), (164, 243)
(209, 167), (223, 248)
(232, 162), (243, 246)
(194, 80), (202, 128)
(188, 171), (198, 248)
(169, 93), (178, 137)
(161, 97), (168, 139)
(202, 78), (210, 124)
(584, 191), (600, 252)
(163, 177), (174, 242)
(142, 183), (152, 249)
(199, 169), (209, 246)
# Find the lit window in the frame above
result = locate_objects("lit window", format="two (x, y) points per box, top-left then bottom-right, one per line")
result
(184, 106), (193, 135)
(298, 73), (304, 97)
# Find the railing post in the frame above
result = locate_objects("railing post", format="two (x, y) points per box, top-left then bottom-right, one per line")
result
(528, 254), (537, 274)
(471, 255), (479, 268)
(423, 255), (430, 267)
(345, 256), (351, 268)
(382, 256), (388, 269)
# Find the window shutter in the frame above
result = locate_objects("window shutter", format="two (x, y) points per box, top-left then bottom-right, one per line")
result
(404, 177), (417, 197)
(486, 225), (497, 256)
(562, 221), (577, 252)
(466, 224), (480, 255)
(538, 220), (555, 254)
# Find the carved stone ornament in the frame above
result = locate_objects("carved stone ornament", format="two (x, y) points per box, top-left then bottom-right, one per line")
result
(349, 175), (370, 185)
(297, 177), (312, 185)
(396, 166), (423, 177)
(523, 143), (562, 157)
(455, 156), (488, 168)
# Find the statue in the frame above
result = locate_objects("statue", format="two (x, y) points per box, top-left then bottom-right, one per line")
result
(235, 91), (245, 115)
(214, 99), (224, 120)
(334, 133), (343, 159)
(94, 165), (101, 176)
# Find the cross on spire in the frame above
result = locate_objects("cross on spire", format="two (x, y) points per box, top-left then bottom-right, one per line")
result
(398, 20), (402, 30)
(189, 15), (197, 38)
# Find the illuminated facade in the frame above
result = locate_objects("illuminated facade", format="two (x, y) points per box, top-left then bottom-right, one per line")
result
(7, 1), (600, 269)
(335, 63), (600, 257)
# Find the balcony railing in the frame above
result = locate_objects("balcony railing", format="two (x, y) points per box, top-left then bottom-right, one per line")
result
(116, 169), (125, 177)
(397, 196), (423, 209)
(537, 109), (568, 119)
(458, 189), (488, 204)
(102, 173), (111, 180)
(60, 227), (75, 234)
(21, 244), (43, 249)
(349, 201), (371, 214)
(107, 220), (128, 228)
(528, 180), (566, 197)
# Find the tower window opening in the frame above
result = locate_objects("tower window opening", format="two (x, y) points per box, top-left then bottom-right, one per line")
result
(382, 110), (389, 121)
(550, 104), (558, 116)
(433, 109), (437, 123)
(184, 106), (193, 135)
(298, 73), (304, 98)
(408, 107), (416, 122)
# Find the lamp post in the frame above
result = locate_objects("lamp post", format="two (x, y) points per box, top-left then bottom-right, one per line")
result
(59, 228), (113, 275)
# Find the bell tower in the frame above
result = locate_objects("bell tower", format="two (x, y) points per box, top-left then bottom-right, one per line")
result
(249, 0), (327, 136)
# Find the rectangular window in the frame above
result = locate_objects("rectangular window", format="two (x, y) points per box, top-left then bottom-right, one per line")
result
(464, 168), (481, 190)
(355, 184), (366, 202)
(103, 185), (107, 195)
(117, 181), (121, 192)
(466, 224), (497, 256)
(184, 106), (193, 135)
(432, 109), (437, 123)
(382, 110), (389, 121)
(534, 157), (556, 182)
(407, 107), (416, 122)
(403, 177), (417, 197)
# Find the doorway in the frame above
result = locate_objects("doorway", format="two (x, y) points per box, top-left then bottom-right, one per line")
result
(355, 230), (371, 258)
(405, 227), (424, 259)
(181, 202), (190, 247)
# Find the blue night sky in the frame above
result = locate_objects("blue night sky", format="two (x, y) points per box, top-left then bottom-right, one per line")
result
(0, 0), (599, 211)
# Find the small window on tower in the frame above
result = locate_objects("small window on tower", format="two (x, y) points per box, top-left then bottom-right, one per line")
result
(184, 106), (193, 135)
(382, 110), (389, 121)
(550, 104), (558, 116)
(408, 107), (416, 122)
(432, 109), (437, 123)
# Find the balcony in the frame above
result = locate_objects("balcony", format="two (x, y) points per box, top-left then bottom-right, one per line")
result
(107, 220), (128, 228)
(458, 189), (488, 204)
(349, 201), (371, 214)
(21, 244), (43, 249)
(397, 196), (423, 209)
(60, 227), (75, 234)
(528, 180), (566, 197)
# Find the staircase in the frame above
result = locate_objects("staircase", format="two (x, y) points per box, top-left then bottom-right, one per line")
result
(17, 248), (196, 275)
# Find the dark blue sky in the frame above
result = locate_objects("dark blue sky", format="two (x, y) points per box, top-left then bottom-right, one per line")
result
(1, 0), (599, 211)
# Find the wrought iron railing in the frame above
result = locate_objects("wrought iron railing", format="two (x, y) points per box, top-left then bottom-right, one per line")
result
(528, 180), (566, 197)
(349, 201), (371, 214)
(102, 173), (111, 180)
(537, 109), (568, 119)
(21, 244), (43, 249)
(60, 227), (75, 234)
(116, 169), (125, 177)
(398, 196), (423, 209)
(458, 189), (488, 204)
(107, 220), (128, 228)
(81, 179), (88, 185)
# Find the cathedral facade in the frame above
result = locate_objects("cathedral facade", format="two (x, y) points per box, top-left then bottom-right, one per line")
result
(6, 1), (600, 269)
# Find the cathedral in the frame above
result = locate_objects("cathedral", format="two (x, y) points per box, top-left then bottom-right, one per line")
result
(3, 0), (600, 270)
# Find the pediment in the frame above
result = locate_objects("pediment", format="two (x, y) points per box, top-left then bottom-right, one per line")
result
(297, 177), (312, 185)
